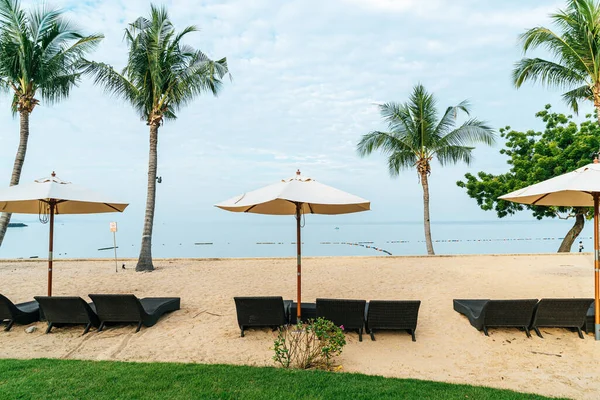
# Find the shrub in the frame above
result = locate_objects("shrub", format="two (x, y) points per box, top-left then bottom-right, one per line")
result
(273, 318), (346, 370)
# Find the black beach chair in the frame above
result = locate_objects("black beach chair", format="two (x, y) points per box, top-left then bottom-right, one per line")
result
(89, 294), (180, 333)
(233, 296), (291, 337)
(453, 299), (538, 337)
(0, 294), (39, 331)
(586, 302), (596, 334)
(365, 300), (421, 341)
(530, 298), (593, 339)
(316, 298), (367, 341)
(34, 296), (100, 335)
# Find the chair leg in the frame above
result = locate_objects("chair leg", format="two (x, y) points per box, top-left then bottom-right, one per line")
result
(45, 322), (53, 334)
(410, 329), (416, 342)
(577, 327), (584, 339)
(534, 327), (543, 338)
(483, 326), (489, 336)
(4, 320), (14, 332)
(240, 327), (245, 337)
(369, 330), (375, 341)
(135, 321), (143, 333)
(524, 327), (531, 338)
(358, 328), (363, 342)
(98, 322), (105, 332)
(82, 323), (92, 335)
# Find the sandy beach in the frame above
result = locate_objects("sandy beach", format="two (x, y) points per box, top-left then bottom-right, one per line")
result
(0, 254), (598, 399)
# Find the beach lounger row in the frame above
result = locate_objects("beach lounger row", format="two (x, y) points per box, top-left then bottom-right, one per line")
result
(453, 298), (593, 338)
(0, 293), (180, 334)
(234, 296), (421, 342)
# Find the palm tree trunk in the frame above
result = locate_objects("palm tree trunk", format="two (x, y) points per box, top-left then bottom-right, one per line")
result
(0, 110), (30, 246)
(420, 172), (435, 255)
(136, 123), (159, 272)
(557, 212), (585, 253)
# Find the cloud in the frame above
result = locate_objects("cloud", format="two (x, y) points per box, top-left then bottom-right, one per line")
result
(342, 0), (560, 28)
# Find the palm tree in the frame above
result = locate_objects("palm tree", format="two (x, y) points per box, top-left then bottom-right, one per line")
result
(84, 5), (228, 271)
(0, 0), (103, 246)
(514, 0), (600, 121)
(357, 84), (495, 255)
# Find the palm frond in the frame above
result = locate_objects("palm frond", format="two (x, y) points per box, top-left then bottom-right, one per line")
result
(433, 100), (471, 137)
(407, 83), (439, 148)
(82, 60), (139, 106)
(356, 130), (416, 159)
(562, 84), (593, 113)
(379, 102), (415, 136)
(29, 4), (60, 44)
(0, 0), (28, 47)
(513, 57), (588, 88)
(438, 119), (496, 148)
(435, 145), (474, 166)
(38, 72), (79, 104)
(518, 27), (590, 76)
(387, 150), (418, 177)
(0, 0), (102, 108)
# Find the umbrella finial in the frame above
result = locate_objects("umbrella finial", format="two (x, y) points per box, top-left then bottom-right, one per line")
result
(296, 169), (301, 176)
(51, 171), (56, 177)
(595, 156), (599, 164)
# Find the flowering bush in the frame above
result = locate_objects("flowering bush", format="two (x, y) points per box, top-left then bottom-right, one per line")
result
(273, 318), (346, 370)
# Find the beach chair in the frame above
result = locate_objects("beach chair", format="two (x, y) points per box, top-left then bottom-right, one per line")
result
(585, 302), (595, 334)
(316, 298), (367, 341)
(89, 294), (180, 333)
(35, 296), (100, 335)
(453, 299), (538, 337)
(365, 300), (421, 341)
(233, 296), (292, 337)
(529, 298), (593, 339)
(0, 294), (39, 331)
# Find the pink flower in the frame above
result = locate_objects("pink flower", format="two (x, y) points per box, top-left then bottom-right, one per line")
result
(340, 325), (344, 330)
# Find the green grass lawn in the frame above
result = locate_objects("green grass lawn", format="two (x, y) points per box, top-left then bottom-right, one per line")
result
(0, 358), (564, 400)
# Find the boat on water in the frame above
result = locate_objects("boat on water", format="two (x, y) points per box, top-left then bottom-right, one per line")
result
(8, 223), (27, 227)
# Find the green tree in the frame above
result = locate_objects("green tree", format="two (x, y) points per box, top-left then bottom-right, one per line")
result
(357, 84), (495, 255)
(0, 0), (102, 246)
(84, 5), (228, 271)
(514, 0), (600, 122)
(457, 105), (599, 252)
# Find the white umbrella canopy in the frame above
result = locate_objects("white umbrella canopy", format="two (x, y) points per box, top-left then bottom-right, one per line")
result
(0, 174), (128, 214)
(0, 172), (129, 296)
(499, 162), (600, 206)
(499, 161), (600, 340)
(216, 170), (370, 320)
(216, 172), (370, 215)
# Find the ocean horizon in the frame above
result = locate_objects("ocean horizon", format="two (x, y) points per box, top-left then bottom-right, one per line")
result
(0, 216), (593, 260)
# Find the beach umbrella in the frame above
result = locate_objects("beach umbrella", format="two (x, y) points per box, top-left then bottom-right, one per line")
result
(0, 172), (128, 296)
(499, 160), (600, 340)
(215, 170), (370, 320)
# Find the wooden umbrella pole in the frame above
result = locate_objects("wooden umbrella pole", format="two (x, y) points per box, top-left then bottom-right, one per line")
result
(47, 201), (55, 297)
(595, 194), (600, 340)
(296, 202), (302, 321)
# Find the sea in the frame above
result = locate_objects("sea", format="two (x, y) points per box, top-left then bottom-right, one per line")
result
(0, 216), (594, 260)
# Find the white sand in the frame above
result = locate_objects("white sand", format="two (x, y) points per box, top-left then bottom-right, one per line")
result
(0, 254), (598, 399)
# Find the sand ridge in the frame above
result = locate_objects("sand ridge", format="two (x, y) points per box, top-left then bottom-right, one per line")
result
(0, 254), (598, 399)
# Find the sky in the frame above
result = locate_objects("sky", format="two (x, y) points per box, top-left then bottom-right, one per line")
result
(0, 0), (592, 230)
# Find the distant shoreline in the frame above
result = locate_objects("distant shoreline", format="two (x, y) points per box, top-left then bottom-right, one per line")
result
(0, 252), (591, 263)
